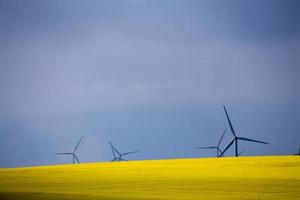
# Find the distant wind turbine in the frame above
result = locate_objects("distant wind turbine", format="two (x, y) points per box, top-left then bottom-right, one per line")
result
(109, 141), (138, 162)
(294, 147), (300, 155)
(220, 105), (269, 157)
(54, 136), (83, 164)
(196, 128), (227, 157)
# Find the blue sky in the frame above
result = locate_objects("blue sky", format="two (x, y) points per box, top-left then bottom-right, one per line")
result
(0, 0), (300, 167)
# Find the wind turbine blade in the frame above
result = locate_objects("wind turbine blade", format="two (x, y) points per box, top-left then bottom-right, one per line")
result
(238, 137), (269, 144)
(217, 147), (224, 157)
(121, 151), (138, 156)
(218, 128), (227, 147)
(74, 154), (80, 164)
(238, 150), (245, 156)
(74, 136), (83, 153)
(223, 105), (236, 137)
(196, 146), (217, 149)
(109, 141), (121, 155)
(54, 153), (72, 155)
(220, 139), (235, 157)
(108, 141), (116, 157)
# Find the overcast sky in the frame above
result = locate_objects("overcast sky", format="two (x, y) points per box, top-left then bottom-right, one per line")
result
(0, 0), (300, 167)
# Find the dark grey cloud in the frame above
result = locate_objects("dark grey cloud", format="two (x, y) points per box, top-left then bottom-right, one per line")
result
(0, 0), (299, 167)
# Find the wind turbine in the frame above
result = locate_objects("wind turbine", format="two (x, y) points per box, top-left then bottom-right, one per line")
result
(220, 105), (269, 157)
(109, 141), (138, 162)
(196, 128), (227, 157)
(54, 136), (83, 164)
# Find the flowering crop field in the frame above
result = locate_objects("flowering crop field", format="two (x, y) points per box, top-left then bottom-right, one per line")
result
(0, 156), (299, 200)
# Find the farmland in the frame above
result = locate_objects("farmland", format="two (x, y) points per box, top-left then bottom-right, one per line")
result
(0, 156), (299, 200)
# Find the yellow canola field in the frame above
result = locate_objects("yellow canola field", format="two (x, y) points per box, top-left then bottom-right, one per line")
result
(0, 156), (299, 200)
